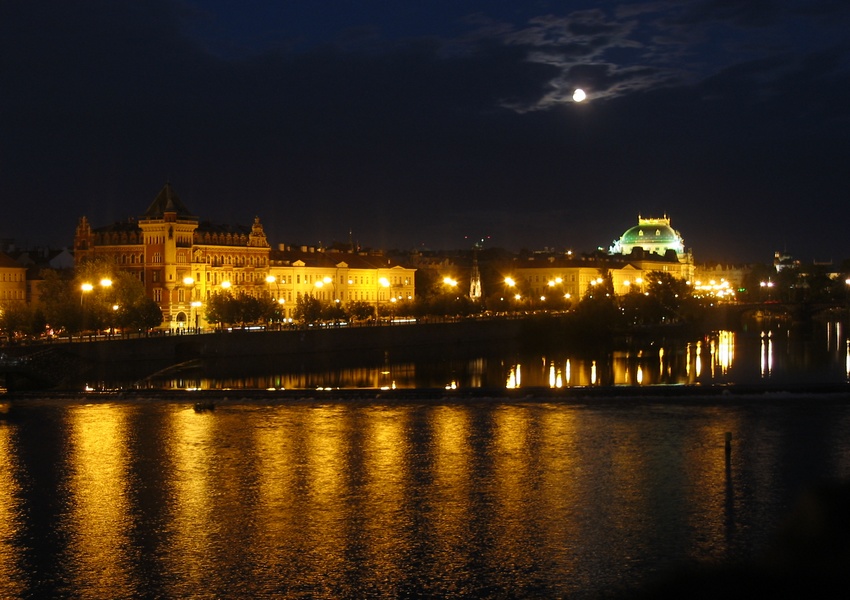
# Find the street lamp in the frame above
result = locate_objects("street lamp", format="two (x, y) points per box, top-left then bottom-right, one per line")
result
(111, 304), (120, 337)
(760, 279), (774, 302)
(80, 282), (94, 305)
(266, 274), (279, 298)
(191, 300), (202, 333)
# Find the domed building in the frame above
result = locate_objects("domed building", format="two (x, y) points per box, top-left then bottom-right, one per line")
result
(606, 215), (694, 292)
(609, 215), (686, 259)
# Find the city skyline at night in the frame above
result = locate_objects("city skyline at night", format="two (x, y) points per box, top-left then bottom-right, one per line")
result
(3, 1), (849, 263)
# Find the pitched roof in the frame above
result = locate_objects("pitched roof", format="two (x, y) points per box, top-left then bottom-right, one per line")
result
(142, 183), (195, 219)
(0, 252), (26, 269)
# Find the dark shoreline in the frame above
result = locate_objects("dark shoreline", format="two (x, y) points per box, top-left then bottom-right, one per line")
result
(5, 382), (850, 404)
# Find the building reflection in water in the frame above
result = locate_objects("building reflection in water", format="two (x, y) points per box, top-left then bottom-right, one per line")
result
(760, 331), (773, 378)
(165, 406), (221, 596)
(140, 322), (850, 390)
(0, 412), (25, 598)
(846, 340), (850, 380)
(3, 397), (850, 597)
(428, 405), (473, 586)
(64, 405), (134, 598)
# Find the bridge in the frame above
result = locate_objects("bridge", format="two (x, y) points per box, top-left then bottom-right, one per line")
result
(713, 301), (849, 329)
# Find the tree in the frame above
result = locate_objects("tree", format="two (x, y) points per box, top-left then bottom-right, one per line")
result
(643, 271), (692, 323)
(0, 301), (45, 340)
(205, 291), (234, 328)
(346, 300), (375, 322)
(131, 298), (163, 332)
(38, 268), (83, 335)
(322, 301), (346, 323)
(108, 271), (162, 333)
(294, 294), (323, 325)
(573, 270), (621, 333)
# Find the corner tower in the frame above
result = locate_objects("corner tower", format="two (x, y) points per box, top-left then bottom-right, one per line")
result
(137, 183), (199, 324)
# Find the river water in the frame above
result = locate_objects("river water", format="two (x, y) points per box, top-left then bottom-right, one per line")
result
(2, 322), (850, 598)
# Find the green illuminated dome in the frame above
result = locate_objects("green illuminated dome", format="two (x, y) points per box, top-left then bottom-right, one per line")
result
(610, 215), (685, 256)
(621, 224), (679, 245)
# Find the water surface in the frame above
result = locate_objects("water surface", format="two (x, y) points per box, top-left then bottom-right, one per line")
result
(2, 395), (849, 598)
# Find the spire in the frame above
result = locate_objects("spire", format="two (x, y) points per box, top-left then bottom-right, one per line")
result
(469, 240), (483, 300)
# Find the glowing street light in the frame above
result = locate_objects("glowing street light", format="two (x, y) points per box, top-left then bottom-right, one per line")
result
(760, 279), (774, 301)
(190, 300), (202, 332)
(80, 282), (93, 305)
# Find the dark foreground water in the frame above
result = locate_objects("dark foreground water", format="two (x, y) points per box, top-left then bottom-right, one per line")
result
(2, 394), (850, 598)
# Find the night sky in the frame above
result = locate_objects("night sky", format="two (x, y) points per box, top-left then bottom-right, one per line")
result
(3, 1), (849, 263)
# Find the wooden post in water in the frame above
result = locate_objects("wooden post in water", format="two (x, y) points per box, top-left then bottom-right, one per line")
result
(725, 432), (732, 458)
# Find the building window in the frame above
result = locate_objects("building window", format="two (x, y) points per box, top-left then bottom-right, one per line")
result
(154, 288), (162, 302)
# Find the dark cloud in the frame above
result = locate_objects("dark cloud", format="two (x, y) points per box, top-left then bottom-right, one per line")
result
(1, 0), (849, 263)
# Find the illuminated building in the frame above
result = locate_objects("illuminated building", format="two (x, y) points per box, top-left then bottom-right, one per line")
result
(501, 215), (696, 301)
(74, 183), (415, 329)
(0, 252), (27, 304)
(609, 215), (686, 258)
(267, 246), (415, 321)
(691, 263), (749, 300)
(607, 215), (695, 290)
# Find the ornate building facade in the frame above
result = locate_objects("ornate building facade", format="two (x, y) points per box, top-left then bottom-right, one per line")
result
(74, 184), (415, 329)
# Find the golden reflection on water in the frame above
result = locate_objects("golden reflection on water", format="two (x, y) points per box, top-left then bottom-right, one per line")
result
(846, 340), (850, 380)
(682, 412), (744, 559)
(695, 341), (702, 379)
(760, 331), (773, 378)
(3, 399), (850, 597)
(297, 405), (356, 592)
(250, 408), (300, 581)
(429, 405), (472, 580)
(362, 407), (412, 591)
(64, 404), (133, 598)
(0, 420), (24, 598)
(491, 406), (537, 587)
(166, 405), (239, 595)
(136, 323), (850, 391)
(536, 409), (581, 580)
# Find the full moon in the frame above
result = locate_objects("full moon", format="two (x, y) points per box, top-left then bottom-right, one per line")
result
(572, 88), (586, 102)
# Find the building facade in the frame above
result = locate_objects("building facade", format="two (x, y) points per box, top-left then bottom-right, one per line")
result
(0, 252), (28, 305)
(268, 247), (415, 320)
(492, 215), (696, 303)
(74, 184), (415, 329)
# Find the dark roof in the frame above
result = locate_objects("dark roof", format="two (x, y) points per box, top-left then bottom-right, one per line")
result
(92, 220), (141, 233)
(142, 183), (195, 219)
(196, 221), (252, 236)
(270, 249), (411, 270)
(0, 252), (25, 269)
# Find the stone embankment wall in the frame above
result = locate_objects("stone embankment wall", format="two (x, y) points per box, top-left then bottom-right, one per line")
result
(67, 319), (525, 366)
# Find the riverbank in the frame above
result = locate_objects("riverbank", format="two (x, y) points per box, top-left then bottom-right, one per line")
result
(0, 313), (770, 391)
